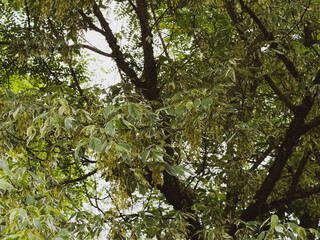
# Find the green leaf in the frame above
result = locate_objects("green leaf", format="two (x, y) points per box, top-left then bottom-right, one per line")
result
(144, 127), (155, 138)
(128, 103), (142, 120)
(12, 106), (20, 119)
(226, 67), (236, 82)
(10, 209), (18, 224)
(89, 137), (102, 152)
(26, 194), (36, 206)
(270, 215), (279, 228)
(27, 206), (39, 218)
(5, 88), (15, 97)
(115, 143), (128, 154)
(122, 119), (135, 129)
(287, 231), (296, 240)
(33, 218), (41, 230)
(185, 100), (193, 110)
(105, 120), (116, 136)
(208, 230), (215, 240)
(0, 179), (14, 190)
(257, 231), (266, 240)
(103, 105), (114, 118)
(275, 225), (284, 233)
(57, 228), (69, 237)
(64, 117), (77, 131)
(29, 171), (46, 186)
(33, 112), (49, 122)
(17, 208), (28, 219)
(175, 102), (186, 115)
(163, 163), (184, 177)
(309, 228), (320, 237)
(296, 226), (307, 239)
(74, 139), (88, 159)
(152, 148), (163, 162)
(201, 97), (213, 108)
(27, 230), (37, 240)
(138, 184), (146, 195)
(141, 149), (151, 164)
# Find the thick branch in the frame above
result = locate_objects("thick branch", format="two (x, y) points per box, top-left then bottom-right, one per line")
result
(250, 143), (274, 171)
(273, 51), (300, 81)
(78, 10), (106, 36)
(302, 115), (320, 133)
(157, 171), (202, 240)
(238, 0), (301, 81)
(61, 168), (97, 185)
(264, 74), (297, 112)
(25, 1), (31, 31)
(313, 69), (320, 85)
(238, 0), (270, 40)
(225, 0), (245, 38)
(0, 41), (10, 45)
(136, 0), (159, 100)
(240, 96), (314, 222)
(91, 3), (144, 89)
(288, 150), (311, 194)
(266, 184), (320, 212)
(238, 184), (320, 220)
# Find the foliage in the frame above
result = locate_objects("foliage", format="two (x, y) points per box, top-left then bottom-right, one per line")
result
(1, 0), (320, 239)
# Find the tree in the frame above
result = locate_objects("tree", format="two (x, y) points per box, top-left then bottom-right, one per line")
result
(1, 0), (320, 239)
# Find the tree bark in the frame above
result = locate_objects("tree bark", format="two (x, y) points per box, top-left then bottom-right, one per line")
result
(300, 214), (319, 240)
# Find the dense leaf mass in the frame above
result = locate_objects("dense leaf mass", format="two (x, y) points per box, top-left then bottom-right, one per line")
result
(1, 0), (320, 239)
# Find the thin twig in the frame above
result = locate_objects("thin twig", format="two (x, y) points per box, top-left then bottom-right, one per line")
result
(281, 0), (311, 41)
(150, 3), (170, 59)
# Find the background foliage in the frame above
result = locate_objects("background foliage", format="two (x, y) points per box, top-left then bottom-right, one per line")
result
(1, 0), (320, 239)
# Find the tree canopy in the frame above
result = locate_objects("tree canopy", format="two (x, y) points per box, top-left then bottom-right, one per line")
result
(1, 0), (320, 239)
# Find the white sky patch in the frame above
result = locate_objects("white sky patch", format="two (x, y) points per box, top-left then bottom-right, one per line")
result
(82, 30), (119, 88)
(82, 1), (127, 88)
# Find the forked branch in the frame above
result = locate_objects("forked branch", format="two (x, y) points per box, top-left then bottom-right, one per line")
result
(238, 0), (301, 81)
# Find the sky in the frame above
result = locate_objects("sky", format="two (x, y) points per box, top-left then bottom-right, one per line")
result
(81, 2), (124, 88)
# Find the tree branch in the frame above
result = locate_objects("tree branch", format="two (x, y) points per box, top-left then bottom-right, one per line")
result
(91, 2), (144, 90)
(150, 3), (170, 59)
(264, 74), (297, 112)
(25, 1), (31, 31)
(240, 96), (314, 222)
(0, 41), (10, 45)
(267, 184), (320, 212)
(136, 0), (160, 100)
(41, 60), (63, 84)
(127, 0), (141, 19)
(302, 115), (320, 133)
(78, 9), (106, 36)
(250, 142), (274, 171)
(288, 150), (311, 195)
(224, 0), (245, 38)
(61, 168), (97, 185)
(238, 0), (301, 81)
(238, 0), (271, 40)
(80, 44), (113, 57)
(313, 69), (320, 85)
(69, 63), (88, 102)
(280, 0), (311, 41)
